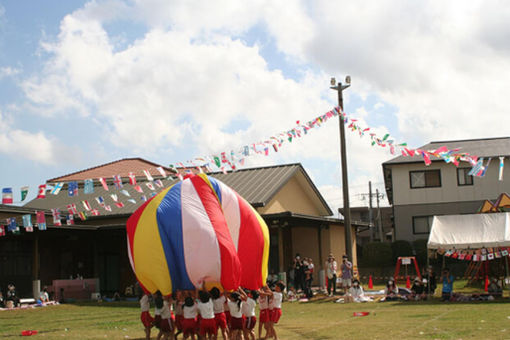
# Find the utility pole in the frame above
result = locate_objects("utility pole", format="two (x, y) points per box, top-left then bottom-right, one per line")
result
(368, 181), (374, 242)
(330, 76), (352, 261)
(376, 189), (384, 241)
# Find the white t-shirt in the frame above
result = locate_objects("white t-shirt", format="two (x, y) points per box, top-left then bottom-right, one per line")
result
(183, 303), (198, 319)
(258, 296), (268, 310)
(326, 261), (338, 279)
(212, 296), (226, 313)
(140, 295), (150, 312)
(227, 300), (243, 318)
(348, 286), (364, 299)
(241, 297), (256, 317)
(197, 300), (215, 319)
(161, 300), (172, 319)
(269, 292), (283, 309)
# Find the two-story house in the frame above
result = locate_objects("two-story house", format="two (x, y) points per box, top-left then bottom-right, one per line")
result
(382, 137), (510, 242)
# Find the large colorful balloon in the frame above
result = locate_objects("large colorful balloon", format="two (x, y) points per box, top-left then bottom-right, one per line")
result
(126, 173), (270, 295)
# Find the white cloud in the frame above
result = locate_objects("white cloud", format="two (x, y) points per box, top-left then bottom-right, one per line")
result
(303, 1), (510, 143)
(22, 8), (331, 157)
(0, 66), (20, 80)
(0, 111), (81, 165)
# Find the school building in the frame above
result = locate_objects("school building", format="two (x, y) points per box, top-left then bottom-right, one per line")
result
(1, 158), (357, 297)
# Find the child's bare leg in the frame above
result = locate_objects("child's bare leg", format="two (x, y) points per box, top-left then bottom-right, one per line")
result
(145, 327), (151, 340)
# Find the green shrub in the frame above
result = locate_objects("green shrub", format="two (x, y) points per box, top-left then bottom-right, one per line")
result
(391, 240), (413, 261)
(361, 242), (392, 267)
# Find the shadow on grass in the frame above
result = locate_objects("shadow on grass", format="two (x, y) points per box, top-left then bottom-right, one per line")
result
(64, 301), (139, 308)
(386, 298), (510, 306)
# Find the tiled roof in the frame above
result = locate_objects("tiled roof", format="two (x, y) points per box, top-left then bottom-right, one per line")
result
(383, 137), (510, 165)
(24, 163), (333, 222)
(48, 158), (175, 182)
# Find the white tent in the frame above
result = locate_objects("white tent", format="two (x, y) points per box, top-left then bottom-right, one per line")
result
(427, 212), (510, 249)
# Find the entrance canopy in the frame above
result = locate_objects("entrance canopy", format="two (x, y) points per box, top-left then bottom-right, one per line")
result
(428, 213), (510, 249)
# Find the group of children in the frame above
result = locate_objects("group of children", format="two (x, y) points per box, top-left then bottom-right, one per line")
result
(140, 282), (285, 340)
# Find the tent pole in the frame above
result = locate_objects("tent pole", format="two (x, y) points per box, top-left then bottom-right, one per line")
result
(505, 256), (509, 289)
(426, 250), (430, 296)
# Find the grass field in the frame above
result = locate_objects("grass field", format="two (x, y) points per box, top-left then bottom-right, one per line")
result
(2, 283), (510, 339)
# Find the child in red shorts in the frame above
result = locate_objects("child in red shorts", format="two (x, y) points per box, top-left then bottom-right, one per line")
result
(210, 287), (229, 340)
(173, 292), (184, 338)
(227, 291), (244, 340)
(240, 289), (258, 340)
(197, 290), (217, 340)
(268, 282), (285, 340)
(258, 289), (272, 340)
(158, 295), (174, 340)
(139, 293), (153, 340)
(182, 295), (198, 340)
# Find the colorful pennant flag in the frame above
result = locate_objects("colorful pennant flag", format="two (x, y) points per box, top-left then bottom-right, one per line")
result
(51, 208), (61, 226)
(156, 167), (166, 177)
(0, 225), (4, 236)
(99, 177), (109, 191)
(82, 200), (91, 211)
(499, 157), (505, 181)
(36, 211), (46, 230)
(84, 179), (94, 194)
(91, 209), (100, 216)
(113, 175), (123, 189)
(214, 156), (221, 168)
(140, 195), (147, 202)
(95, 196), (105, 206)
(146, 182), (155, 190)
(120, 189), (131, 197)
(110, 194), (118, 202)
(68, 181), (78, 197)
(20, 186), (29, 201)
(78, 211), (87, 221)
(2, 188), (13, 204)
(104, 205), (112, 212)
(133, 185), (143, 193)
(50, 182), (64, 195)
(22, 214), (33, 232)
(66, 214), (74, 225)
(115, 202), (124, 208)
(67, 204), (78, 215)
(128, 172), (137, 185)
(127, 199), (137, 204)
(143, 170), (154, 182)
(7, 217), (18, 232)
(154, 179), (163, 188)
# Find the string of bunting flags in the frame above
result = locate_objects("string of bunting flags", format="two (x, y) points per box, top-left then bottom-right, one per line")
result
(437, 247), (510, 262)
(1, 106), (507, 236)
(0, 168), (172, 236)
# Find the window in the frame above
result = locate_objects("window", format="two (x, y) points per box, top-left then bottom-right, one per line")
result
(413, 216), (434, 234)
(457, 168), (473, 186)
(409, 170), (441, 188)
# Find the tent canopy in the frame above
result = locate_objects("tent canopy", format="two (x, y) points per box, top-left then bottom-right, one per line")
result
(427, 213), (510, 249)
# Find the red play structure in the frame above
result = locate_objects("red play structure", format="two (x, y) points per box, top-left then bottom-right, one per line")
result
(393, 256), (421, 283)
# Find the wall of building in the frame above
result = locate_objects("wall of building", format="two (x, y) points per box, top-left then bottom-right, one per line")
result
(393, 200), (483, 242)
(327, 224), (357, 267)
(389, 161), (510, 206)
(260, 176), (323, 216)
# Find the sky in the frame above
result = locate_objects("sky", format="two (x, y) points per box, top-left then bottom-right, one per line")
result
(1, 0), (510, 216)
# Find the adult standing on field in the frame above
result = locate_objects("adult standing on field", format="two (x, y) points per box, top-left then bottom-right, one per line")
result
(340, 255), (353, 294)
(293, 254), (305, 293)
(326, 254), (337, 296)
